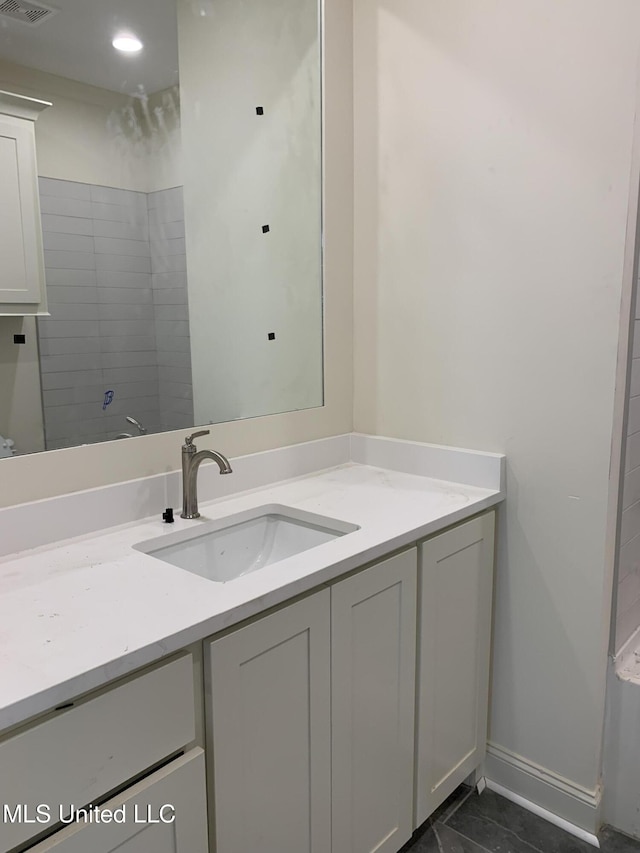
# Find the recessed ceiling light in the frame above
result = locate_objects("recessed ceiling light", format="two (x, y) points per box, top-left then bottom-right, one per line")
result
(112, 33), (143, 53)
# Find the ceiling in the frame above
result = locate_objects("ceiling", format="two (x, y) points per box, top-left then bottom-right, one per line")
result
(0, 0), (179, 95)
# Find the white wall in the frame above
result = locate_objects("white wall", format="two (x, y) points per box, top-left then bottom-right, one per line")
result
(178, 0), (323, 425)
(616, 301), (640, 652)
(0, 0), (353, 507)
(353, 0), (640, 829)
(0, 59), (182, 192)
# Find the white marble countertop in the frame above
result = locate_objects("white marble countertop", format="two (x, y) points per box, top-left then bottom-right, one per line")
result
(0, 461), (502, 732)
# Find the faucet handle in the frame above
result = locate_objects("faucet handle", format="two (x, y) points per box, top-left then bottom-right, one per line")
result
(184, 429), (210, 447)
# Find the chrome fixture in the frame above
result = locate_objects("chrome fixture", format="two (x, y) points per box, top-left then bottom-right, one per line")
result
(181, 430), (233, 519)
(115, 416), (148, 440)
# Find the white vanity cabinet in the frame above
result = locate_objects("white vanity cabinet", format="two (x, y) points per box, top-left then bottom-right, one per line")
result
(331, 550), (417, 853)
(0, 654), (209, 853)
(206, 589), (332, 853)
(414, 512), (496, 825)
(27, 750), (208, 853)
(0, 90), (50, 316)
(206, 549), (418, 853)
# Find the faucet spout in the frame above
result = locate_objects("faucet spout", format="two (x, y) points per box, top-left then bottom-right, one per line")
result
(181, 431), (232, 519)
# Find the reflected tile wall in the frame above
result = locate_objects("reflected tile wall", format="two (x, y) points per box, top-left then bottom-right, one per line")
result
(148, 187), (194, 433)
(38, 178), (193, 450)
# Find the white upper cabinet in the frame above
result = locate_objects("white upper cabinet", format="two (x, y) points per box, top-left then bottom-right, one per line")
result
(0, 90), (51, 316)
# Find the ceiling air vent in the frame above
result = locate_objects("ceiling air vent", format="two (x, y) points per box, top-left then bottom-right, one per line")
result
(0, 0), (58, 26)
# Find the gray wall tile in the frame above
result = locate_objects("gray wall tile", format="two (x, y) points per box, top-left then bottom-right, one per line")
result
(98, 319), (156, 337)
(43, 232), (94, 253)
(41, 214), (94, 236)
(90, 185), (147, 207)
(150, 272), (188, 289)
(37, 336), (101, 356)
(40, 353), (103, 373)
(154, 303), (190, 322)
(100, 335), (158, 352)
(92, 201), (148, 225)
(40, 196), (93, 218)
(38, 178), (194, 449)
(98, 303), (155, 322)
(151, 254), (187, 274)
(154, 320), (190, 337)
(46, 285), (99, 304)
(93, 219), (149, 241)
(44, 269), (97, 287)
(102, 366), (159, 384)
(44, 250), (95, 270)
(39, 177), (91, 200)
(45, 303), (99, 322)
(38, 320), (100, 338)
(96, 270), (151, 289)
(96, 254), (152, 274)
(98, 287), (153, 305)
(102, 351), (158, 369)
(41, 370), (103, 390)
(94, 236), (151, 258)
(157, 350), (192, 368)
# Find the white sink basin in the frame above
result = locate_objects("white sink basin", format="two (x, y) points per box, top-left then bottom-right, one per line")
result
(134, 504), (359, 583)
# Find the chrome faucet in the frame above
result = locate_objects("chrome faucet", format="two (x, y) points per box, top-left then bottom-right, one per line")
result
(181, 430), (233, 519)
(115, 416), (148, 440)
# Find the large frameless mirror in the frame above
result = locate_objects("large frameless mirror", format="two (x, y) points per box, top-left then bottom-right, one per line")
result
(0, 0), (323, 458)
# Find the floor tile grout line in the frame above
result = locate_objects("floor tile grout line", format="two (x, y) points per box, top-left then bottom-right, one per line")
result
(445, 802), (547, 853)
(436, 822), (501, 853)
(440, 787), (476, 825)
(430, 822), (446, 853)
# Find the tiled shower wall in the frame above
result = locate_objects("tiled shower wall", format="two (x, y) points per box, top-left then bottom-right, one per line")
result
(38, 177), (193, 450)
(149, 188), (193, 433)
(617, 304), (640, 650)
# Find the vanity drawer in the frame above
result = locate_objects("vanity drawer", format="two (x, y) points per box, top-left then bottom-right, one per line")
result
(0, 653), (195, 853)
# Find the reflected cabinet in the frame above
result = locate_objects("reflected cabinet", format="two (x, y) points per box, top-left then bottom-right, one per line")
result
(0, 91), (50, 316)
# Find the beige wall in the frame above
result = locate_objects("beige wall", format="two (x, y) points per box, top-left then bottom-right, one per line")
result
(0, 0), (353, 507)
(0, 317), (44, 455)
(0, 59), (182, 192)
(353, 0), (639, 811)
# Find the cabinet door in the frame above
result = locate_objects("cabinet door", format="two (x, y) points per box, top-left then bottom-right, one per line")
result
(30, 749), (208, 853)
(415, 512), (495, 826)
(207, 589), (331, 853)
(332, 549), (417, 853)
(0, 114), (46, 309)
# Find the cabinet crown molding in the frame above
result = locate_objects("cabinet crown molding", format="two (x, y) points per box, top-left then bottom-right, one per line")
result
(0, 89), (52, 121)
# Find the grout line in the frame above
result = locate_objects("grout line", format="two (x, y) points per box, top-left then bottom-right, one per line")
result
(448, 818), (540, 853)
(430, 822), (446, 853)
(441, 786), (475, 825)
(447, 802), (554, 853)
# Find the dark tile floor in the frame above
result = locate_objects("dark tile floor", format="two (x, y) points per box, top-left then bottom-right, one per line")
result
(400, 786), (640, 853)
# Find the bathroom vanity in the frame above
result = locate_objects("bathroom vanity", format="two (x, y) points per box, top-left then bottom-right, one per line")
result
(0, 435), (504, 853)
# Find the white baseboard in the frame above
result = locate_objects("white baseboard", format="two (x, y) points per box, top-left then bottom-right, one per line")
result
(484, 742), (602, 842)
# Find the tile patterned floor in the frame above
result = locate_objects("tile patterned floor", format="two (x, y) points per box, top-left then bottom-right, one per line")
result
(400, 786), (640, 853)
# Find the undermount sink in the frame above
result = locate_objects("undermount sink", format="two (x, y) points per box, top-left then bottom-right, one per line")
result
(133, 504), (360, 583)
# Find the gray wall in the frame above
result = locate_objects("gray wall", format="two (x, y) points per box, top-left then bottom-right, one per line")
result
(38, 177), (193, 449)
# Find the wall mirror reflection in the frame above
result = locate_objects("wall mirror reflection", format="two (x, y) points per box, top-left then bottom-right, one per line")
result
(0, 0), (323, 459)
